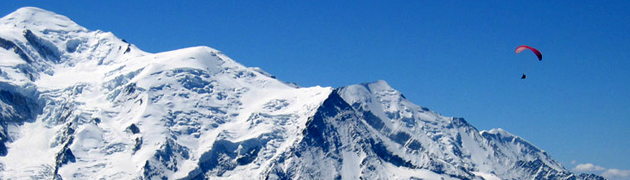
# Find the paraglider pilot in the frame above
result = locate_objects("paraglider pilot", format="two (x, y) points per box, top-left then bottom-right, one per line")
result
(515, 45), (541, 80)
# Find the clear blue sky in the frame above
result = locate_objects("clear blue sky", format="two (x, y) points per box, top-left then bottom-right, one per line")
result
(3, 0), (629, 174)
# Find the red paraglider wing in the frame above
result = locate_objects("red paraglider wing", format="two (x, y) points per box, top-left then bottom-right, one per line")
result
(515, 45), (542, 61)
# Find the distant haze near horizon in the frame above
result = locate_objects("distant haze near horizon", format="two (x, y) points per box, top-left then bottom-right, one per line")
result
(1, 1), (629, 179)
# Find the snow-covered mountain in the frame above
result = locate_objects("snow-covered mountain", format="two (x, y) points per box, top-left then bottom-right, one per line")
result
(0, 7), (603, 180)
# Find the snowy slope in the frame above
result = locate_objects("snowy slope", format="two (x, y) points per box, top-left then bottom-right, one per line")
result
(0, 7), (331, 180)
(0, 7), (603, 180)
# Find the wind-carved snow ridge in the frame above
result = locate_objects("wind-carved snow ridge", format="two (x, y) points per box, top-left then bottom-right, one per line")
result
(0, 7), (604, 180)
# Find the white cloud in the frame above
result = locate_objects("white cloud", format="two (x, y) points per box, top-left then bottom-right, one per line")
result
(571, 163), (630, 180)
(602, 169), (630, 180)
(573, 163), (606, 172)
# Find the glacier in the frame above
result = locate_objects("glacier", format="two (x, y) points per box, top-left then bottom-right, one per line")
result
(0, 7), (604, 180)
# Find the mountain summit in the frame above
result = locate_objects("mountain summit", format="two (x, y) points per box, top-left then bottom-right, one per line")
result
(0, 7), (602, 180)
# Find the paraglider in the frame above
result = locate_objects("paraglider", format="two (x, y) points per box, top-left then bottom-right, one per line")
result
(515, 45), (542, 79)
(515, 45), (542, 61)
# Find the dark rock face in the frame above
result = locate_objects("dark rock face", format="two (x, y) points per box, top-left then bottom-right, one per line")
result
(0, 88), (42, 157)
(0, 37), (32, 63)
(23, 29), (60, 63)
